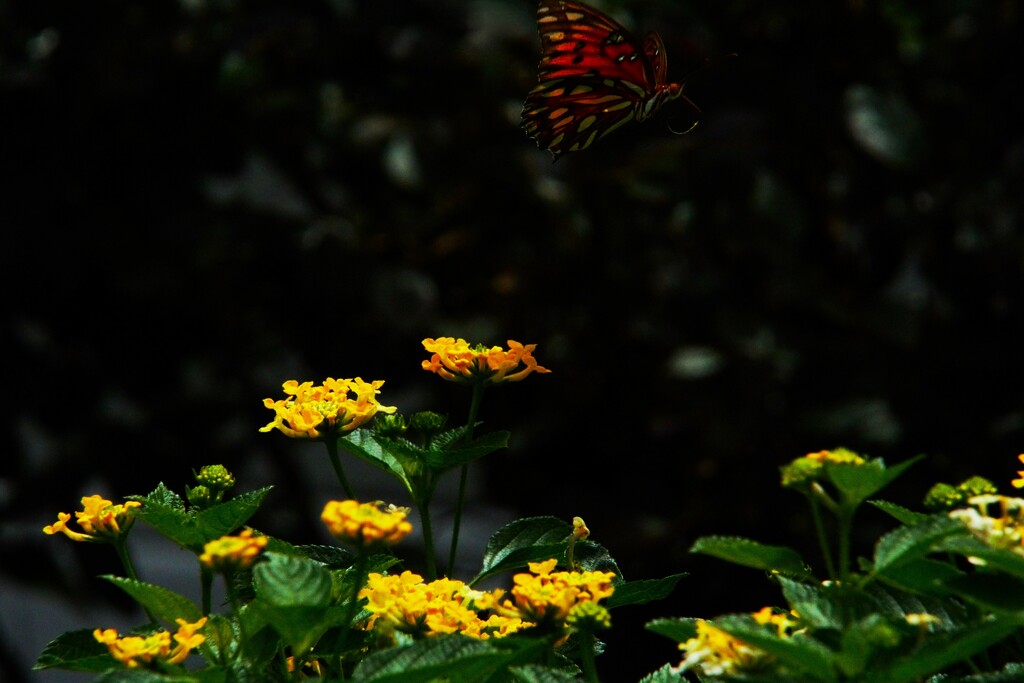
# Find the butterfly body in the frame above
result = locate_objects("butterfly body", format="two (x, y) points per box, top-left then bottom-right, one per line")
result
(521, 0), (696, 160)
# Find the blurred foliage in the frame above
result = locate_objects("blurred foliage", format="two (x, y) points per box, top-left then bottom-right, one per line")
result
(2, 0), (1022, 680)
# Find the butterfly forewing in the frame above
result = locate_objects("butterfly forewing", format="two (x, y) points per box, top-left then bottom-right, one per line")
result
(521, 0), (690, 160)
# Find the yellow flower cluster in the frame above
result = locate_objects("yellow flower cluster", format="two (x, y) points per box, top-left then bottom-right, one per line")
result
(359, 570), (527, 639)
(781, 448), (867, 488)
(260, 377), (397, 439)
(43, 495), (142, 543)
(93, 617), (207, 669)
(949, 494), (1024, 555)
(498, 559), (615, 625)
(321, 500), (413, 546)
(421, 338), (550, 385)
(676, 608), (795, 676)
(199, 529), (269, 572)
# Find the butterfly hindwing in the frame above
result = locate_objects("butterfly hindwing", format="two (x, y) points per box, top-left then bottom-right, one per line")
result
(521, 0), (690, 160)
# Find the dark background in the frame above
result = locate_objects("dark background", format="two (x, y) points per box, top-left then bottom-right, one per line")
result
(3, 0), (1022, 681)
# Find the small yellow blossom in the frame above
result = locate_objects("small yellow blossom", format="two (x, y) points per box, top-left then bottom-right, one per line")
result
(1011, 454), (1024, 489)
(43, 495), (142, 543)
(199, 529), (268, 572)
(260, 377), (397, 439)
(497, 559), (616, 628)
(93, 617), (207, 669)
(321, 500), (412, 546)
(421, 338), (550, 385)
(949, 494), (1024, 555)
(359, 571), (527, 639)
(675, 608), (792, 677)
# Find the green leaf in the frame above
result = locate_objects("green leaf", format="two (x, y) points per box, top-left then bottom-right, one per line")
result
(606, 573), (686, 609)
(244, 600), (332, 655)
(34, 629), (114, 672)
(509, 664), (581, 683)
(776, 576), (842, 630)
(338, 430), (413, 493)
(864, 616), (1024, 683)
(352, 635), (536, 683)
(825, 456), (922, 507)
(872, 557), (963, 596)
(690, 536), (808, 575)
(868, 499), (931, 526)
(645, 617), (699, 643)
(102, 576), (202, 624)
(194, 487), (273, 540)
(253, 552), (333, 606)
(130, 484), (271, 550)
(944, 573), (1024, 613)
(871, 515), (965, 575)
(473, 516), (571, 585)
(638, 663), (684, 683)
(712, 614), (838, 682)
(939, 535), (1024, 580)
(421, 431), (510, 470)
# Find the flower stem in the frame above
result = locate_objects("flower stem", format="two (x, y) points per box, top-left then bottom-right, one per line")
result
(418, 488), (439, 581)
(808, 495), (837, 581)
(336, 549), (370, 680)
(579, 630), (601, 683)
(447, 383), (485, 576)
(325, 437), (355, 499)
(200, 565), (214, 615)
(113, 536), (160, 626)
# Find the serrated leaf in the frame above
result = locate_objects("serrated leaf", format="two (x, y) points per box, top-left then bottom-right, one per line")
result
(338, 430), (413, 492)
(690, 536), (807, 575)
(34, 629), (114, 671)
(863, 617), (1024, 683)
(826, 456), (922, 507)
(421, 431), (510, 470)
(712, 614), (838, 682)
(244, 600), (332, 655)
(776, 576), (842, 630)
(872, 515), (965, 575)
(939, 535), (1024, 580)
(606, 573), (686, 609)
(645, 617), (700, 643)
(95, 669), (200, 683)
(194, 487), (272, 540)
(130, 485), (272, 550)
(103, 576), (202, 624)
(944, 573), (1024, 613)
(351, 635), (502, 683)
(873, 557), (963, 596)
(638, 663), (684, 683)
(510, 664), (581, 683)
(473, 516), (571, 585)
(253, 552), (332, 606)
(869, 500), (931, 526)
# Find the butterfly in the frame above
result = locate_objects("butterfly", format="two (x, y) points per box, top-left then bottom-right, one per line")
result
(521, 0), (699, 161)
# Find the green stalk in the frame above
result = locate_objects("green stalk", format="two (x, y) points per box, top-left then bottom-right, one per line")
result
(838, 505), (854, 582)
(808, 495), (837, 581)
(113, 535), (160, 626)
(325, 437), (355, 499)
(579, 630), (601, 683)
(418, 479), (439, 581)
(336, 549), (370, 680)
(200, 565), (214, 615)
(447, 382), (485, 576)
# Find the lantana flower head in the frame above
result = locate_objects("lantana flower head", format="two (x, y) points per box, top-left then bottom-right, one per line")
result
(321, 499), (413, 546)
(781, 448), (866, 488)
(421, 338), (550, 386)
(260, 377), (397, 439)
(93, 617), (207, 669)
(675, 608), (794, 677)
(199, 528), (269, 572)
(949, 494), (1024, 555)
(43, 495), (142, 543)
(359, 570), (526, 639)
(498, 559), (616, 628)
